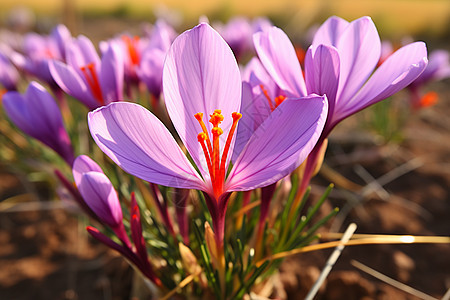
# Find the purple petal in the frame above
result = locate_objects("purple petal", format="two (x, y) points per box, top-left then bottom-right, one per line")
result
(51, 24), (72, 60)
(68, 35), (100, 68)
(305, 44), (340, 113)
(226, 94), (328, 191)
(99, 43), (124, 105)
(88, 102), (205, 190)
(2, 91), (34, 135)
(312, 16), (349, 47)
(72, 155), (103, 184)
(78, 171), (123, 228)
(49, 60), (98, 109)
(334, 17), (381, 104)
(163, 23), (241, 176)
(136, 48), (165, 98)
(338, 42), (428, 122)
(253, 27), (306, 97)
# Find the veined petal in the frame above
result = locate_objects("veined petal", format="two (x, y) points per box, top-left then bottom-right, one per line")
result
(338, 42), (428, 122)
(100, 43), (124, 105)
(253, 27), (306, 97)
(241, 57), (279, 128)
(88, 102), (205, 190)
(232, 82), (255, 162)
(49, 60), (98, 109)
(312, 16), (349, 47)
(163, 23), (241, 175)
(335, 17), (381, 104)
(305, 44), (340, 117)
(226, 95), (328, 191)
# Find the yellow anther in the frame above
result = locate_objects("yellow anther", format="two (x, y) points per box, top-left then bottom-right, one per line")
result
(211, 127), (223, 136)
(232, 112), (242, 121)
(194, 112), (204, 121)
(209, 111), (224, 127)
(197, 132), (207, 142)
(275, 95), (286, 108)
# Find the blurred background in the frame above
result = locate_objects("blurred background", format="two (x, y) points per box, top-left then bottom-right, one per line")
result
(1, 0), (449, 39)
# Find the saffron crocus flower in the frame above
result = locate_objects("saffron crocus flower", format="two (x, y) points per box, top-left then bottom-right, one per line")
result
(88, 23), (328, 245)
(254, 16), (428, 137)
(254, 16), (428, 196)
(50, 35), (124, 110)
(72, 155), (131, 248)
(2, 81), (74, 165)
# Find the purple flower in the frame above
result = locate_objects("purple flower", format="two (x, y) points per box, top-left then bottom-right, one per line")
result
(254, 16), (428, 137)
(136, 20), (174, 99)
(73, 155), (131, 247)
(50, 35), (124, 110)
(253, 16), (428, 200)
(9, 25), (71, 86)
(2, 81), (74, 165)
(214, 17), (273, 60)
(88, 23), (328, 243)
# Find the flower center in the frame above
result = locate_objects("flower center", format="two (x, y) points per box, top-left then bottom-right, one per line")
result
(122, 35), (140, 66)
(80, 63), (104, 105)
(259, 84), (286, 112)
(195, 110), (242, 199)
